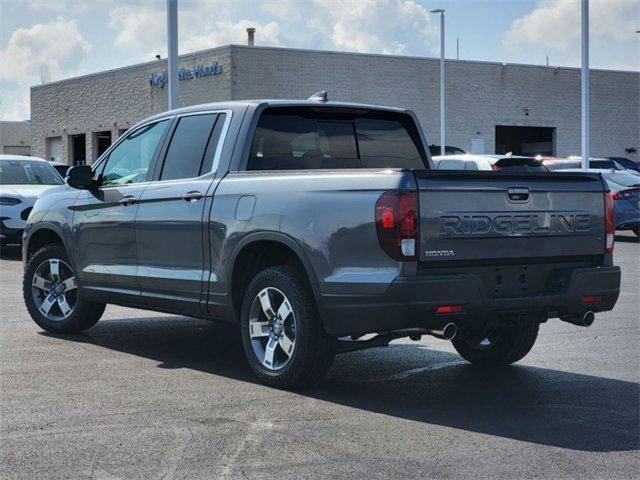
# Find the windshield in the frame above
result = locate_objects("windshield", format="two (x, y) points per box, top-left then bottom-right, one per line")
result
(0, 160), (64, 185)
(603, 172), (640, 188)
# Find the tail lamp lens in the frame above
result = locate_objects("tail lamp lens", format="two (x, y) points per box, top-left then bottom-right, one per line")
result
(612, 188), (640, 200)
(375, 191), (418, 261)
(604, 192), (615, 253)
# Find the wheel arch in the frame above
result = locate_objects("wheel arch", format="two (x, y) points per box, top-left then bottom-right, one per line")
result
(229, 231), (322, 321)
(24, 224), (71, 264)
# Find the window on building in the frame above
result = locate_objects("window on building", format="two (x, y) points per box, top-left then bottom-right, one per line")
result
(70, 134), (86, 166)
(92, 131), (112, 161)
(99, 120), (169, 186)
(160, 113), (220, 180)
(247, 108), (426, 170)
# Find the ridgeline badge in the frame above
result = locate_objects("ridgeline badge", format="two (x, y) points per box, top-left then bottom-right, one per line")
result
(149, 61), (222, 88)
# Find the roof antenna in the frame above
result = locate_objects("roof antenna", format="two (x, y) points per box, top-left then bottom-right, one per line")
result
(308, 91), (328, 103)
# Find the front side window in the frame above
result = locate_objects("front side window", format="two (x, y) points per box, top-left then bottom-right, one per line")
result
(160, 113), (220, 180)
(100, 120), (169, 187)
(247, 108), (426, 170)
(0, 160), (64, 185)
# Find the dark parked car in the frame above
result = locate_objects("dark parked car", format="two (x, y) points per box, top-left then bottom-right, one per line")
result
(21, 98), (621, 388)
(603, 172), (640, 236)
(561, 169), (639, 237)
(606, 157), (640, 174)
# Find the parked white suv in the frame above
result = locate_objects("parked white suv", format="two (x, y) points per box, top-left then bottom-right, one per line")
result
(0, 155), (64, 245)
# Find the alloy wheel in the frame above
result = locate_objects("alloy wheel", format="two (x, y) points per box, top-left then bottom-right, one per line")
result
(31, 258), (78, 321)
(248, 287), (297, 371)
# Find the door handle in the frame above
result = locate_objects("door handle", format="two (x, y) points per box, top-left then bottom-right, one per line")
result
(118, 195), (136, 206)
(182, 191), (203, 202)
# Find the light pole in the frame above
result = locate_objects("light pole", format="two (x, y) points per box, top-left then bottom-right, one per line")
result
(430, 9), (445, 156)
(167, 0), (178, 110)
(581, 0), (589, 170)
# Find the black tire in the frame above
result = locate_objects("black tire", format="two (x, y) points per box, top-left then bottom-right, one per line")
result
(240, 265), (336, 389)
(23, 243), (105, 334)
(452, 322), (539, 367)
(633, 224), (639, 238)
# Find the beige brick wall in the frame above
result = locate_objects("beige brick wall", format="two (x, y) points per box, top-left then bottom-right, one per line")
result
(0, 121), (31, 156)
(31, 46), (232, 164)
(232, 46), (639, 161)
(30, 45), (639, 165)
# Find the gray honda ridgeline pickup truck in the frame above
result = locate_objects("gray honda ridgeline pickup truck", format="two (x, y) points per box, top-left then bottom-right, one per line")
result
(22, 96), (621, 388)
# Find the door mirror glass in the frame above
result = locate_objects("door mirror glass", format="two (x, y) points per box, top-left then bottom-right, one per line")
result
(66, 165), (94, 189)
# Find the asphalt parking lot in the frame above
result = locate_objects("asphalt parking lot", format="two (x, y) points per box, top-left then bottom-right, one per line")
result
(1, 233), (638, 480)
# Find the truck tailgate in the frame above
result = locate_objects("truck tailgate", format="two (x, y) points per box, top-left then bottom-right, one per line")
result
(414, 170), (606, 262)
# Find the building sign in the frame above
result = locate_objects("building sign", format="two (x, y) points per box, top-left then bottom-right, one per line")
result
(148, 61), (222, 88)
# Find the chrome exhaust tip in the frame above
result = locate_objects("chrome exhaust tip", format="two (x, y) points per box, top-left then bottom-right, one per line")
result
(426, 322), (457, 341)
(561, 311), (595, 327)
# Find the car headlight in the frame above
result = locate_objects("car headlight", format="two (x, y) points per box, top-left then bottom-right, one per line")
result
(0, 197), (22, 205)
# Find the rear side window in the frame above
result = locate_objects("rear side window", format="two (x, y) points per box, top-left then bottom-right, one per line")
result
(160, 113), (219, 180)
(247, 108), (426, 170)
(465, 161), (479, 171)
(436, 159), (465, 170)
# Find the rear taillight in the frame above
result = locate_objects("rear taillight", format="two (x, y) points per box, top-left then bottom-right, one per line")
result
(604, 192), (615, 253)
(491, 164), (499, 171)
(375, 191), (418, 261)
(612, 188), (640, 200)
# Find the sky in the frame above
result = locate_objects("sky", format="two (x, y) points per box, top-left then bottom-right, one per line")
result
(1, 0), (639, 121)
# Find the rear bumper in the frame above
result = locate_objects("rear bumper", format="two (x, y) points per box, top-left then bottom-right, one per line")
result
(319, 266), (621, 336)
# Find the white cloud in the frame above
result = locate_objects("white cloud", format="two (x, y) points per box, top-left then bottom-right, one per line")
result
(108, 1), (281, 56)
(311, 0), (435, 55)
(2, 91), (30, 121)
(0, 18), (91, 83)
(504, 0), (640, 50)
(181, 20), (281, 52)
(109, 2), (166, 51)
(106, 0), (434, 58)
(261, 0), (303, 20)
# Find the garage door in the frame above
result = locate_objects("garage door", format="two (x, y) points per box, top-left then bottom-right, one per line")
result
(3, 146), (31, 156)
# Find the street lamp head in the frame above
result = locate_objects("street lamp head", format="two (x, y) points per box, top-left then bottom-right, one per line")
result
(430, 8), (445, 13)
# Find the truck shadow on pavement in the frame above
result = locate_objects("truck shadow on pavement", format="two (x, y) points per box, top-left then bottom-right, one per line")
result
(43, 316), (639, 454)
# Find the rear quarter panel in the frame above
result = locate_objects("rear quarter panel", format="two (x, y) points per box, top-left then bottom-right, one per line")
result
(208, 170), (417, 302)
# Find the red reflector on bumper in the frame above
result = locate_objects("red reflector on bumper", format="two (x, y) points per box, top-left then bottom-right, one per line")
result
(436, 305), (463, 314)
(582, 295), (602, 304)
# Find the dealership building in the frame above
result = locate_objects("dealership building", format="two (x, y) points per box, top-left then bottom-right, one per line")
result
(30, 44), (639, 165)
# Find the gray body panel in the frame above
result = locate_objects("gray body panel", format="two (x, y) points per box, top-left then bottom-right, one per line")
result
(22, 99), (618, 336)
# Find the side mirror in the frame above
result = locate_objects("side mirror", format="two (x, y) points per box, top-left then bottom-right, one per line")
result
(66, 165), (94, 189)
